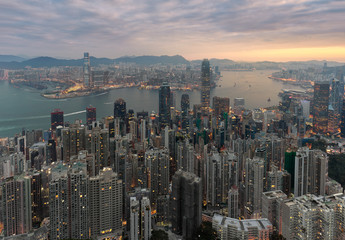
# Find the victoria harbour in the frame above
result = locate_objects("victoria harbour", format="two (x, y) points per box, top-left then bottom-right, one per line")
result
(0, 70), (302, 137)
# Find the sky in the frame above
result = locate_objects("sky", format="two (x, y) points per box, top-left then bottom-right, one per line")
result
(1, 0), (345, 62)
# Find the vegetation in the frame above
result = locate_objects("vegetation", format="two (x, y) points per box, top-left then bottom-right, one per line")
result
(193, 221), (219, 240)
(311, 138), (327, 152)
(150, 229), (169, 240)
(328, 153), (345, 187)
(270, 232), (286, 240)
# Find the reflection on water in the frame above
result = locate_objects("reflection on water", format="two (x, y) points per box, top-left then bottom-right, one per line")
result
(0, 70), (303, 137)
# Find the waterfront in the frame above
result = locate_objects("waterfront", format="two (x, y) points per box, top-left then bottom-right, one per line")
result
(0, 70), (303, 137)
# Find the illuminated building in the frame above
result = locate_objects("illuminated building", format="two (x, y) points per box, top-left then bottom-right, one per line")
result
(83, 52), (91, 87)
(51, 109), (64, 130)
(228, 186), (239, 219)
(114, 98), (127, 121)
(213, 96), (230, 116)
(86, 105), (96, 125)
(89, 168), (123, 239)
(159, 83), (171, 128)
(281, 193), (345, 240)
(171, 170), (202, 239)
(245, 157), (264, 218)
(294, 147), (327, 197)
(129, 196), (152, 240)
(234, 97), (245, 107)
(262, 190), (287, 233)
(312, 82), (329, 134)
(181, 94), (190, 130)
(1, 175), (32, 237)
(92, 70), (105, 88)
(201, 59), (211, 114)
(341, 98), (345, 137)
(49, 162), (89, 240)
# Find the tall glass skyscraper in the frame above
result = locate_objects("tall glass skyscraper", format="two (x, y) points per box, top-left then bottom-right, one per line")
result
(83, 52), (91, 87)
(201, 59), (211, 114)
(159, 83), (171, 128)
(313, 82), (329, 134)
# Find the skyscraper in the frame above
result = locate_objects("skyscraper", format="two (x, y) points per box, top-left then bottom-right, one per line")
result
(171, 170), (202, 239)
(181, 94), (190, 130)
(51, 109), (64, 130)
(86, 105), (96, 125)
(1, 175), (32, 237)
(83, 52), (91, 87)
(201, 59), (211, 114)
(313, 82), (329, 134)
(213, 96), (230, 116)
(89, 168), (123, 239)
(159, 83), (171, 128)
(114, 98), (127, 120)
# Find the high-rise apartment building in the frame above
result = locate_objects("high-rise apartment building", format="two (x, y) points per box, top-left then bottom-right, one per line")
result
(245, 157), (264, 218)
(49, 162), (89, 240)
(281, 193), (345, 240)
(159, 83), (171, 128)
(294, 147), (327, 197)
(171, 170), (202, 239)
(89, 168), (123, 239)
(83, 52), (91, 87)
(1, 175), (32, 237)
(201, 59), (211, 114)
(313, 82), (329, 134)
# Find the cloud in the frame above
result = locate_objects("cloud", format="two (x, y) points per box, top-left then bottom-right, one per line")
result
(0, 0), (344, 61)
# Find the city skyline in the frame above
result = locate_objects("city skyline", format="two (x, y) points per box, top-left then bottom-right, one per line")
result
(1, 0), (345, 62)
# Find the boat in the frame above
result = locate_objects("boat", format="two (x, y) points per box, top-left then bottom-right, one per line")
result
(267, 97), (271, 102)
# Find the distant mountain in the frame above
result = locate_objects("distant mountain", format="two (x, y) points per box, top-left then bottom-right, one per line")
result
(115, 55), (189, 65)
(0, 55), (189, 69)
(0, 55), (26, 62)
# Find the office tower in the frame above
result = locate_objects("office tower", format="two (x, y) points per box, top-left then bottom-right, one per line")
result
(228, 186), (239, 219)
(294, 147), (327, 197)
(181, 94), (190, 130)
(245, 157), (264, 218)
(86, 105), (96, 125)
(86, 127), (109, 174)
(1, 175), (32, 237)
(130, 197), (140, 240)
(201, 59), (211, 113)
(313, 82), (329, 134)
(83, 52), (91, 87)
(171, 170), (202, 239)
(92, 70), (105, 87)
(213, 96), (230, 116)
(234, 97), (245, 107)
(159, 83), (171, 128)
(281, 193), (345, 240)
(300, 100), (310, 118)
(49, 162), (89, 240)
(213, 214), (273, 240)
(261, 190), (287, 232)
(114, 98), (127, 121)
(51, 109), (64, 130)
(206, 149), (223, 206)
(145, 148), (169, 206)
(89, 168), (123, 239)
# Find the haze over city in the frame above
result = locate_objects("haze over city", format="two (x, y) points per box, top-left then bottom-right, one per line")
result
(1, 0), (345, 61)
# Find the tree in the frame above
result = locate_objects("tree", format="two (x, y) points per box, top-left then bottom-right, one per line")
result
(150, 229), (169, 240)
(193, 221), (219, 240)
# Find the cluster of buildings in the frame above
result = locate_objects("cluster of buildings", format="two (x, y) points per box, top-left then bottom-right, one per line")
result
(1, 59), (345, 240)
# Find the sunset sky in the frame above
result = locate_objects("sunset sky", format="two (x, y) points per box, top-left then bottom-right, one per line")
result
(1, 0), (345, 62)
